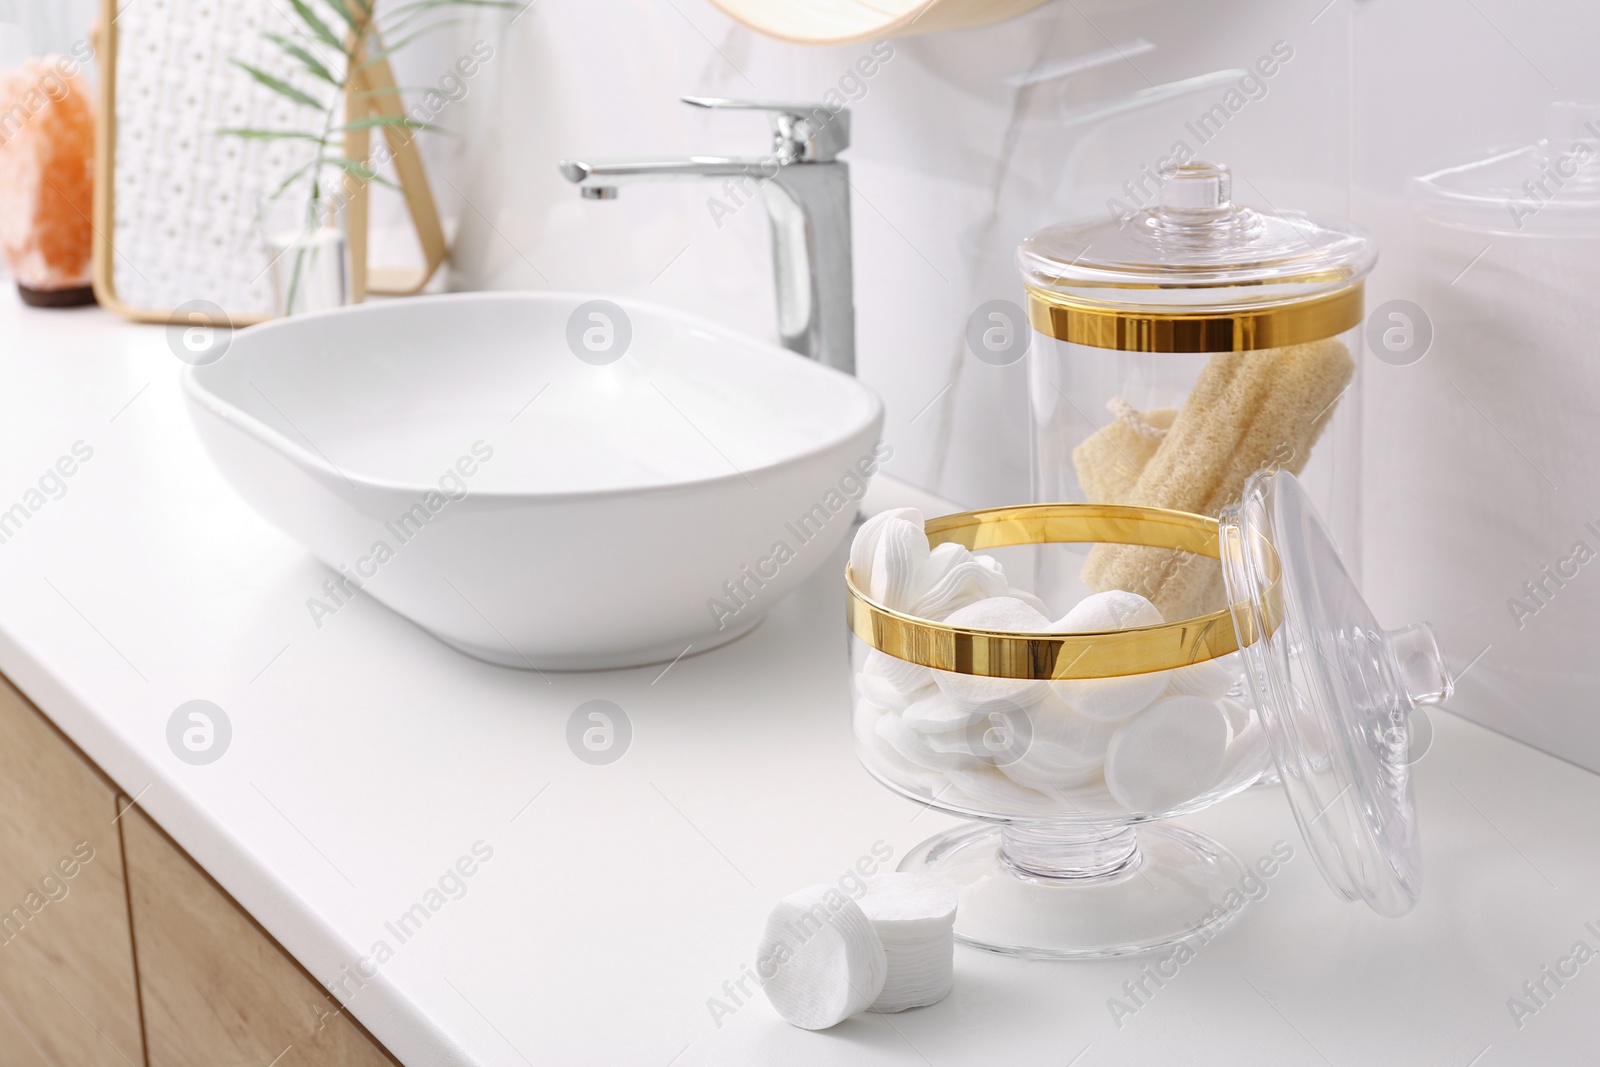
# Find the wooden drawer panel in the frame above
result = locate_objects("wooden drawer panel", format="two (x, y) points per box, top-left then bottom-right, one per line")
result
(122, 807), (396, 1067)
(0, 675), (144, 1067)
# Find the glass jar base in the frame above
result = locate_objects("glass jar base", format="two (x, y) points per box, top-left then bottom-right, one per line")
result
(899, 822), (1249, 959)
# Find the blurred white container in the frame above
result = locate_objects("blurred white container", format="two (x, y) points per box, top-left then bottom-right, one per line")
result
(1400, 102), (1600, 770)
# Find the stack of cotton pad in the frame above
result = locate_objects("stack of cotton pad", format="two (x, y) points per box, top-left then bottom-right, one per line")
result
(857, 874), (958, 1013)
(850, 508), (1045, 619)
(757, 885), (887, 1030)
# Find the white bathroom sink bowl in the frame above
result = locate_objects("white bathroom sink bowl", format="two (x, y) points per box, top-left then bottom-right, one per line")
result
(183, 292), (884, 669)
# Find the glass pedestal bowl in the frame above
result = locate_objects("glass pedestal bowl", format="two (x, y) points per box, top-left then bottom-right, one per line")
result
(847, 475), (1451, 959)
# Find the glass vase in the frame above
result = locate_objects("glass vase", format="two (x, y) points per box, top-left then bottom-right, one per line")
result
(258, 190), (351, 318)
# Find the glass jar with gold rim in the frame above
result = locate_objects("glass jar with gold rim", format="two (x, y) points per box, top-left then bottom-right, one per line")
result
(847, 471), (1450, 958)
(1018, 160), (1374, 621)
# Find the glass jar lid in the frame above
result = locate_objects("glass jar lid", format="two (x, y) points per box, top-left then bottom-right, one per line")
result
(1411, 101), (1600, 235)
(1220, 469), (1452, 917)
(1018, 161), (1376, 351)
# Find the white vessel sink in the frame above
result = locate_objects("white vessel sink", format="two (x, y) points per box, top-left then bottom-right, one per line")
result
(183, 292), (884, 669)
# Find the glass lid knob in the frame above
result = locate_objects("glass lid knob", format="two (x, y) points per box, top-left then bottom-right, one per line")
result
(1158, 161), (1232, 213)
(1386, 621), (1453, 708)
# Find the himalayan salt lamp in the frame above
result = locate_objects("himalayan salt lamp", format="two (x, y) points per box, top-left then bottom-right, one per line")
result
(0, 57), (95, 307)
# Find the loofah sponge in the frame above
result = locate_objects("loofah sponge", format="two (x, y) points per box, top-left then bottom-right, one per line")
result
(1081, 338), (1353, 621)
(1072, 399), (1178, 504)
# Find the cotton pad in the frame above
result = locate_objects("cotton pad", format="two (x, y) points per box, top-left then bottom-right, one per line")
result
(857, 669), (918, 713)
(868, 519), (930, 611)
(1218, 719), (1270, 784)
(866, 648), (934, 694)
(931, 597), (1051, 710)
(875, 711), (986, 772)
(900, 692), (975, 734)
(992, 689), (1112, 790)
(1216, 695), (1254, 739)
(911, 556), (1011, 619)
(1164, 652), (1241, 702)
(858, 650), (935, 710)
(857, 873), (958, 937)
(858, 874), (958, 1013)
(855, 705), (946, 793)
(1060, 588), (1164, 631)
(911, 545), (1047, 620)
(997, 737), (1106, 791)
(1029, 688), (1118, 752)
(850, 508), (922, 589)
(943, 766), (1066, 814)
(1104, 695), (1229, 812)
(915, 541), (978, 590)
(757, 885), (888, 1030)
(1049, 591), (1168, 722)
(852, 698), (894, 755)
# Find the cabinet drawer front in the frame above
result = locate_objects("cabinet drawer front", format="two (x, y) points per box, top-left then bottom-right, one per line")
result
(0, 676), (143, 1067)
(122, 807), (396, 1067)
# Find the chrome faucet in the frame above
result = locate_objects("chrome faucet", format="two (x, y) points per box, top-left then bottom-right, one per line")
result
(559, 97), (856, 376)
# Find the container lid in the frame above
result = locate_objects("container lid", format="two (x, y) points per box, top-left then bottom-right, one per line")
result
(1018, 161), (1376, 352)
(1219, 469), (1452, 917)
(1411, 101), (1600, 235)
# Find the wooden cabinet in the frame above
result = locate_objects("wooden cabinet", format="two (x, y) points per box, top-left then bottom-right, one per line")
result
(0, 675), (144, 1067)
(121, 808), (396, 1067)
(0, 674), (398, 1066)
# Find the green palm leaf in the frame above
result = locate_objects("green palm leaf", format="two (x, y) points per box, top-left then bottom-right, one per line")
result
(287, 0), (343, 50)
(335, 115), (437, 132)
(326, 0), (373, 31)
(264, 34), (340, 86)
(216, 128), (330, 143)
(352, 21), (466, 73)
(231, 60), (326, 111)
(268, 159), (322, 199)
(322, 155), (401, 190)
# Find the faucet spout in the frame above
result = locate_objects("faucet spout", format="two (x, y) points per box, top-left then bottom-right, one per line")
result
(560, 156), (774, 202)
(559, 99), (856, 376)
(559, 157), (770, 188)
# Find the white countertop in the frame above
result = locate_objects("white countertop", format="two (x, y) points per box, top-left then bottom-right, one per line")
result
(3, 289), (1599, 1066)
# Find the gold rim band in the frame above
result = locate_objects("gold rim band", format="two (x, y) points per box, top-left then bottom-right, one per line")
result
(845, 503), (1282, 680)
(1025, 282), (1363, 353)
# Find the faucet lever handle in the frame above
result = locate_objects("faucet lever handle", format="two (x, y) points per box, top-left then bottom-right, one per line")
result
(681, 96), (850, 162)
